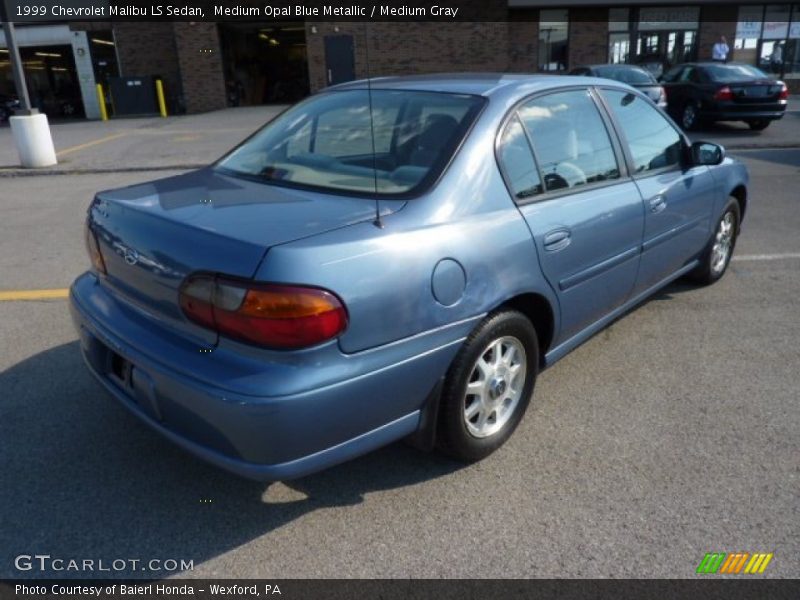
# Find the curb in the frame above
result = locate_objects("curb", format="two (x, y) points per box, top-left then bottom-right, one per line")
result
(0, 164), (205, 177)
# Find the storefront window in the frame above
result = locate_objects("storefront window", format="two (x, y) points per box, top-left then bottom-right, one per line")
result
(735, 4), (763, 68)
(737, 5), (799, 77)
(608, 8), (629, 63)
(609, 33), (630, 64)
(538, 9), (568, 72)
(609, 8), (629, 32)
(786, 5), (800, 74)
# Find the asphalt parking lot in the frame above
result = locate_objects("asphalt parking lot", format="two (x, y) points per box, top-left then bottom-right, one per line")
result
(0, 110), (798, 579)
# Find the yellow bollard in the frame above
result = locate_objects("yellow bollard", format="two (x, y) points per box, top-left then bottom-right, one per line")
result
(155, 79), (168, 118)
(95, 83), (108, 121)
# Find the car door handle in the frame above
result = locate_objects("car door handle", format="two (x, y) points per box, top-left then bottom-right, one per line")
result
(543, 228), (571, 252)
(649, 194), (667, 214)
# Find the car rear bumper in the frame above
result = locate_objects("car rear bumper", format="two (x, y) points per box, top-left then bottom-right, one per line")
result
(701, 104), (786, 121)
(70, 272), (475, 480)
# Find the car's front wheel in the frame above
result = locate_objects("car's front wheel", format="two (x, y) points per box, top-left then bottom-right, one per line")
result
(681, 102), (702, 131)
(689, 198), (741, 285)
(437, 310), (538, 461)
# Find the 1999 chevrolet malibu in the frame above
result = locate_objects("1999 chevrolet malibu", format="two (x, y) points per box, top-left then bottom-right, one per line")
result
(70, 74), (748, 480)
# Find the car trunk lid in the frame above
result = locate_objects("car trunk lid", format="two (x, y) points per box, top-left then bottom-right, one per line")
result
(90, 168), (401, 346)
(633, 83), (665, 104)
(726, 80), (784, 103)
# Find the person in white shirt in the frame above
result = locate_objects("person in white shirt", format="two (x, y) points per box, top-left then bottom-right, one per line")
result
(712, 36), (730, 62)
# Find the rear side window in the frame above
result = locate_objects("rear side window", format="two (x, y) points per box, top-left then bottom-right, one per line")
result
(497, 117), (543, 200)
(704, 64), (770, 82)
(216, 90), (485, 196)
(602, 89), (683, 173)
(517, 89), (620, 192)
(661, 66), (684, 82)
(678, 67), (695, 82)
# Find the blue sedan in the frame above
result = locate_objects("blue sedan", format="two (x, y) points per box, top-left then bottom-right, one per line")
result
(70, 74), (748, 480)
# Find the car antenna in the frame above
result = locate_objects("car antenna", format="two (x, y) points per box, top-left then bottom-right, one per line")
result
(364, 22), (384, 229)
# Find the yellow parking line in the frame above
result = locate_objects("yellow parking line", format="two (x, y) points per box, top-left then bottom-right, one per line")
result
(0, 289), (70, 301)
(57, 132), (128, 157)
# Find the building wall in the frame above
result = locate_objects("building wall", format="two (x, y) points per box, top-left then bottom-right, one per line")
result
(306, 22), (514, 93)
(113, 23), (183, 113)
(173, 23), (227, 114)
(696, 7), (739, 62)
(568, 9), (609, 68)
(305, 22), (368, 92)
(508, 16), (539, 72)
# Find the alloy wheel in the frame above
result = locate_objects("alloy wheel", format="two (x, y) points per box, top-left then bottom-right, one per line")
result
(682, 104), (697, 130)
(711, 211), (735, 274)
(463, 336), (527, 439)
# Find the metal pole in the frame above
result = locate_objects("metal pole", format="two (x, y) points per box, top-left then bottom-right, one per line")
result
(2, 20), (37, 115)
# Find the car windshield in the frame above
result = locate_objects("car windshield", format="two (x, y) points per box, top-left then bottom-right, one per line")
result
(594, 66), (655, 85)
(704, 64), (770, 82)
(215, 89), (485, 196)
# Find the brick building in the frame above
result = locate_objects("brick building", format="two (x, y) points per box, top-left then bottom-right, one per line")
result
(2, 2), (799, 119)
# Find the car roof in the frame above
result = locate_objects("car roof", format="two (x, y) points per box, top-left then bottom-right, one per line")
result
(581, 64), (649, 71)
(328, 72), (622, 98)
(672, 62), (757, 69)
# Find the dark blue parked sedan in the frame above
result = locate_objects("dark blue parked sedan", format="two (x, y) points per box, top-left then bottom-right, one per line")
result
(71, 74), (748, 480)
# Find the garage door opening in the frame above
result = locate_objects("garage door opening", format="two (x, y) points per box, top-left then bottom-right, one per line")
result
(0, 44), (84, 120)
(219, 22), (309, 106)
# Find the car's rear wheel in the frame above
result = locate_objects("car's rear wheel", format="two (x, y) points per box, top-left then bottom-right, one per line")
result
(681, 102), (701, 131)
(689, 198), (741, 285)
(437, 310), (538, 461)
(747, 119), (770, 131)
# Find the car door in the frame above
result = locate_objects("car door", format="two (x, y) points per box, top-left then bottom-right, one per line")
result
(660, 65), (690, 118)
(598, 87), (717, 295)
(497, 88), (644, 344)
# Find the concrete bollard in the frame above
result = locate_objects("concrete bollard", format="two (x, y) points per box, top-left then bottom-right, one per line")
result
(9, 113), (58, 168)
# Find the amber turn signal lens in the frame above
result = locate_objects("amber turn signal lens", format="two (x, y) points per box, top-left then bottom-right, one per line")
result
(179, 275), (348, 349)
(84, 222), (107, 274)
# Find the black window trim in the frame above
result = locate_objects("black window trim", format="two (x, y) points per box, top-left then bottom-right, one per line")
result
(593, 85), (692, 181)
(494, 85), (632, 206)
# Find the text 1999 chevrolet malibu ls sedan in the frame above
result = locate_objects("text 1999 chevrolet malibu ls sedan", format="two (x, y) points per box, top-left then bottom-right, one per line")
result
(70, 74), (748, 480)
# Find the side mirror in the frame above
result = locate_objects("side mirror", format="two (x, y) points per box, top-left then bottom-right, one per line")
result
(691, 141), (725, 166)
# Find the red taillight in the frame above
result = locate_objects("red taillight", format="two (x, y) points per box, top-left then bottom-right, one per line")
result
(714, 86), (733, 101)
(778, 82), (789, 100)
(84, 222), (106, 274)
(179, 275), (348, 349)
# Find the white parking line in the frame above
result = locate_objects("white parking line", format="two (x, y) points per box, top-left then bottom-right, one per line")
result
(733, 253), (800, 261)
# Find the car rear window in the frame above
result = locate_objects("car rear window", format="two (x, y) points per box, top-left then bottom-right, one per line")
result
(594, 66), (656, 85)
(704, 64), (770, 82)
(215, 89), (485, 197)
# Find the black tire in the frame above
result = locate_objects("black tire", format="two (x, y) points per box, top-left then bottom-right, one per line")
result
(681, 102), (702, 131)
(689, 198), (741, 285)
(747, 119), (770, 131)
(437, 310), (538, 462)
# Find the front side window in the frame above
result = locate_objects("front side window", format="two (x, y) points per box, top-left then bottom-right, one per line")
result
(517, 89), (620, 192)
(602, 89), (683, 173)
(216, 90), (484, 196)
